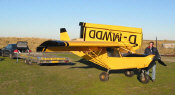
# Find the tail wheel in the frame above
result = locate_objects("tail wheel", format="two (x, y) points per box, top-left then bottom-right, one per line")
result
(124, 70), (134, 77)
(99, 72), (109, 81)
(139, 73), (150, 84)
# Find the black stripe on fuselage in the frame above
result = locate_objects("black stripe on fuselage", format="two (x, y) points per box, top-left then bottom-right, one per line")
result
(65, 42), (69, 46)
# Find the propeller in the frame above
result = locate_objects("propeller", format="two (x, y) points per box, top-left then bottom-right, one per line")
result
(158, 59), (167, 66)
(146, 37), (167, 71)
(156, 36), (167, 66)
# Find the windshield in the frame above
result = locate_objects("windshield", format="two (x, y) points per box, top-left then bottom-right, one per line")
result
(11, 44), (17, 49)
(106, 48), (120, 57)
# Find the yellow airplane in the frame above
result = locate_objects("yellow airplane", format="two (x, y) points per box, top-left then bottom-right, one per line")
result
(37, 22), (156, 84)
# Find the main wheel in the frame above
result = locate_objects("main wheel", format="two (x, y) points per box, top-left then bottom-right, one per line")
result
(99, 72), (109, 81)
(139, 73), (150, 84)
(124, 70), (134, 77)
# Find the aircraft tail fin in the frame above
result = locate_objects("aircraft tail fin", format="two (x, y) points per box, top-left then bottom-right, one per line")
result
(60, 28), (70, 41)
(79, 22), (142, 51)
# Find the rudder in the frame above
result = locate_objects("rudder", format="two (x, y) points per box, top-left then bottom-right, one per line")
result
(60, 28), (70, 41)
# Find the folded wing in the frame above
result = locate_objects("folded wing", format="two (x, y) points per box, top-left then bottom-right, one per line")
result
(37, 40), (134, 52)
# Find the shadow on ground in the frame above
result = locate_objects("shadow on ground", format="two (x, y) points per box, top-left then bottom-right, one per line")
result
(0, 58), (5, 61)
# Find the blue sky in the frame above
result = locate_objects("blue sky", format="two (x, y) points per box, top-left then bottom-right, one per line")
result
(0, 0), (175, 40)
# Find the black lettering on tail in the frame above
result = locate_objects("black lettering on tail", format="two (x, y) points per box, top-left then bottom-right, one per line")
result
(129, 35), (137, 45)
(96, 31), (103, 39)
(102, 32), (112, 41)
(89, 30), (95, 38)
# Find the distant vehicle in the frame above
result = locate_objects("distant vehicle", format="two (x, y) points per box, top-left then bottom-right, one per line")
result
(1, 41), (32, 59)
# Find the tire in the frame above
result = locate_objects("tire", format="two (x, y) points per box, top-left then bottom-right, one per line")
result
(99, 72), (109, 81)
(124, 70), (134, 77)
(139, 74), (150, 84)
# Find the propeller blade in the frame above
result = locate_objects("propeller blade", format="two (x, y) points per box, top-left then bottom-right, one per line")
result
(158, 59), (167, 66)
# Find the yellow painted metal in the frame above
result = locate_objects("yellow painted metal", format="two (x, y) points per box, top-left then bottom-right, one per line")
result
(60, 32), (70, 41)
(43, 41), (134, 52)
(106, 55), (154, 70)
(71, 48), (154, 70)
(50, 61), (62, 63)
(80, 22), (142, 53)
(65, 41), (133, 47)
(40, 57), (67, 61)
(82, 22), (142, 33)
(40, 22), (154, 70)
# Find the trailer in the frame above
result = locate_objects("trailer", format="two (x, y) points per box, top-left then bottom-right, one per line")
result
(17, 52), (69, 65)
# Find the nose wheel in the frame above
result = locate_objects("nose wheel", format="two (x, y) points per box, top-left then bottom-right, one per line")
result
(99, 71), (109, 81)
(138, 70), (150, 84)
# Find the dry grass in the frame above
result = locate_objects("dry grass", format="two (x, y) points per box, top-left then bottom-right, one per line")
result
(0, 37), (175, 54)
(137, 40), (175, 55)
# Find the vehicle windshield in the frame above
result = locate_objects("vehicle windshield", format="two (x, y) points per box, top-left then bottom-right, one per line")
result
(11, 44), (17, 49)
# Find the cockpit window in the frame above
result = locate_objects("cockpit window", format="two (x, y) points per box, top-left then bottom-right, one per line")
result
(106, 48), (120, 57)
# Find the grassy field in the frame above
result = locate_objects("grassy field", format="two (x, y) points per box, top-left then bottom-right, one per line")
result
(0, 54), (175, 95)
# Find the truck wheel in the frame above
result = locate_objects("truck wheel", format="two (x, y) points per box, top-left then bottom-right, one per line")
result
(99, 72), (109, 81)
(124, 70), (134, 77)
